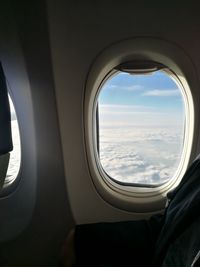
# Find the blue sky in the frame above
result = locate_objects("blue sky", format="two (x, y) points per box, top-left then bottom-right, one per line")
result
(98, 71), (185, 127)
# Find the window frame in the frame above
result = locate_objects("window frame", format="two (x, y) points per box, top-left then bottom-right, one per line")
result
(84, 38), (195, 212)
(95, 66), (187, 188)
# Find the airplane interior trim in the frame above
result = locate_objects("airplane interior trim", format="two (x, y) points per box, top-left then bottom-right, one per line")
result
(0, 1), (200, 266)
(84, 37), (196, 212)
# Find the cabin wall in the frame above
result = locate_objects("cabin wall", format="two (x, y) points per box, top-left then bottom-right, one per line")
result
(0, 1), (73, 266)
(48, 0), (200, 223)
(0, 0), (199, 266)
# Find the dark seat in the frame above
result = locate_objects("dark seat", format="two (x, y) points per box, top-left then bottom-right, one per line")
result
(74, 155), (200, 267)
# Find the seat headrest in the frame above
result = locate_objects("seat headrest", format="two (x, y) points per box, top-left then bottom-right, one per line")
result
(0, 63), (13, 155)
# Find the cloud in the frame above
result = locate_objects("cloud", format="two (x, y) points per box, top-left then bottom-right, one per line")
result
(99, 104), (155, 114)
(7, 120), (21, 181)
(142, 89), (179, 97)
(98, 104), (184, 128)
(99, 126), (183, 185)
(105, 84), (143, 91)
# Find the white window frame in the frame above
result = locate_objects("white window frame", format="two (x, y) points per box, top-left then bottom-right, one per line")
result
(84, 38), (196, 212)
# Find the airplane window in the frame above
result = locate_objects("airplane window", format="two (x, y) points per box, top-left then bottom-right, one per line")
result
(3, 95), (21, 187)
(96, 67), (185, 187)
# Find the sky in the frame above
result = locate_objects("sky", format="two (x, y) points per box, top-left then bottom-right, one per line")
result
(97, 70), (185, 185)
(98, 71), (184, 127)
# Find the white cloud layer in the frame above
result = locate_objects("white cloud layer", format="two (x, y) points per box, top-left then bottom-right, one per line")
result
(99, 104), (155, 114)
(142, 89), (179, 97)
(5, 121), (21, 183)
(105, 84), (143, 91)
(99, 126), (183, 185)
(98, 104), (184, 127)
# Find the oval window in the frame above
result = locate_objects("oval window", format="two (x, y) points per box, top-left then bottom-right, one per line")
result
(96, 64), (185, 187)
(3, 95), (21, 187)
